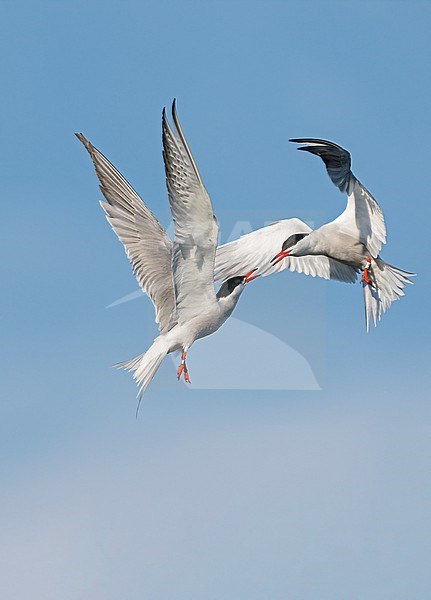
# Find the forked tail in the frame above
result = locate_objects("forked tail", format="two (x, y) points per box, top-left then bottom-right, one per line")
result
(115, 336), (169, 406)
(363, 257), (415, 331)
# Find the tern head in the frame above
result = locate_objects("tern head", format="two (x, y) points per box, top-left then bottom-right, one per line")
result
(217, 269), (259, 300)
(271, 232), (310, 266)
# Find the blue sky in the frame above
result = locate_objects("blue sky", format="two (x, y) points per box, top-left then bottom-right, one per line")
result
(1, 1), (430, 598)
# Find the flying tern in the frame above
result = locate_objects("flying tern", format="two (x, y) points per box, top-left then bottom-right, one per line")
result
(76, 101), (257, 402)
(215, 139), (414, 330)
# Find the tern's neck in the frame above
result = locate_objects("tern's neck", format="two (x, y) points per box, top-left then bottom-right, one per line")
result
(217, 290), (243, 320)
(290, 235), (318, 257)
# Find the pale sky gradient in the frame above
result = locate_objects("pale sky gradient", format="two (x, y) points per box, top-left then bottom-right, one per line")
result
(1, 1), (430, 598)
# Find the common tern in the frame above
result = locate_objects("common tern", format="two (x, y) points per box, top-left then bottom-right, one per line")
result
(76, 101), (257, 403)
(215, 139), (414, 330)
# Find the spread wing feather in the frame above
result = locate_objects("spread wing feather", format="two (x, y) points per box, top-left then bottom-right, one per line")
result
(162, 101), (219, 324)
(215, 219), (358, 284)
(76, 133), (175, 332)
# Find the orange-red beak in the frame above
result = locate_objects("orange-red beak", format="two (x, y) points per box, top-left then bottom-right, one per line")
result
(271, 250), (290, 265)
(244, 268), (259, 284)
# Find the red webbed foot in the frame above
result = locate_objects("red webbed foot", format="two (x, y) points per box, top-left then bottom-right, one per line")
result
(177, 351), (191, 384)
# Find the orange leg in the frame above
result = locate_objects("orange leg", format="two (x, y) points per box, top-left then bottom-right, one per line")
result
(177, 351), (191, 384)
(361, 258), (374, 287)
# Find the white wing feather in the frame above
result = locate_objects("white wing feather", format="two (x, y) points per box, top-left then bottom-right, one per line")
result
(215, 219), (358, 284)
(162, 102), (219, 325)
(76, 133), (175, 332)
(332, 178), (386, 258)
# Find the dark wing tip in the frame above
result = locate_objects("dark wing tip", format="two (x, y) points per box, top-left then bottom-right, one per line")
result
(289, 137), (349, 154)
(289, 138), (312, 143)
(171, 98), (180, 130)
(289, 138), (324, 144)
(171, 98), (178, 124)
(289, 138), (352, 193)
(75, 132), (94, 154)
(161, 107), (169, 134)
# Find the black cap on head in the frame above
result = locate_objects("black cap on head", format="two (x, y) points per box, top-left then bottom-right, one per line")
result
(216, 276), (245, 299)
(281, 232), (309, 252)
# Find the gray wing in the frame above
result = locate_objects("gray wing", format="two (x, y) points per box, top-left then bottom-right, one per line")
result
(76, 133), (175, 332)
(290, 138), (386, 257)
(215, 219), (358, 284)
(162, 101), (219, 325)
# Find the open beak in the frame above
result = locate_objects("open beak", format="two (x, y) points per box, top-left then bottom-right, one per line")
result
(244, 268), (259, 284)
(271, 250), (290, 266)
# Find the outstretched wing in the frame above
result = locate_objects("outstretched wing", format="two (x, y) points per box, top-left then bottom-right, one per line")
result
(162, 101), (219, 324)
(215, 219), (358, 284)
(290, 138), (387, 257)
(76, 133), (175, 332)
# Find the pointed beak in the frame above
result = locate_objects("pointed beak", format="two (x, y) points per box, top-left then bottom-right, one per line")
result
(244, 268), (259, 284)
(271, 250), (290, 265)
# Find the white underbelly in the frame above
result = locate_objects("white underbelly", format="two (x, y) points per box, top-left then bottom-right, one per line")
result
(316, 231), (370, 268)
